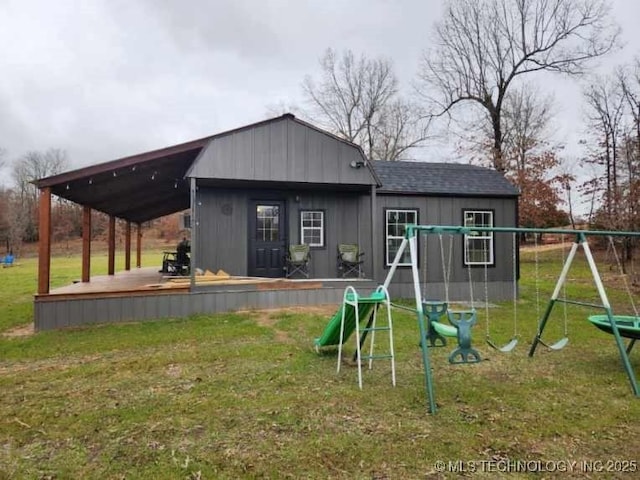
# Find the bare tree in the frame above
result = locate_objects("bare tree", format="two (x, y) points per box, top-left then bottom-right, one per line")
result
(264, 100), (301, 118)
(583, 74), (625, 227)
(502, 85), (555, 172)
(508, 151), (568, 229)
(418, 0), (619, 172)
(462, 84), (555, 169)
(303, 48), (429, 160)
(11, 148), (68, 243)
(619, 59), (640, 178)
(618, 61), (640, 236)
(5, 190), (28, 255)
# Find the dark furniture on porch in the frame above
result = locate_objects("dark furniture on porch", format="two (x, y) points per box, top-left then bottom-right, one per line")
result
(160, 239), (190, 276)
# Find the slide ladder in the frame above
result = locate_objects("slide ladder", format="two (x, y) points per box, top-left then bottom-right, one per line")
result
(316, 285), (395, 389)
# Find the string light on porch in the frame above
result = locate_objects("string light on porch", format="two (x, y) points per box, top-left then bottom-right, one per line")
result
(151, 171), (157, 180)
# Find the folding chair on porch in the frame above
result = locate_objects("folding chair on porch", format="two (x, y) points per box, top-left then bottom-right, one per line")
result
(284, 244), (311, 278)
(337, 244), (365, 278)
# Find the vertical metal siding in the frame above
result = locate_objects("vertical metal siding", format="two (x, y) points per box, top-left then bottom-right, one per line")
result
(196, 187), (372, 278)
(196, 188), (248, 276)
(188, 117), (374, 186)
(374, 194), (517, 300)
(287, 122), (308, 181)
(253, 127), (271, 180)
(269, 121), (287, 181)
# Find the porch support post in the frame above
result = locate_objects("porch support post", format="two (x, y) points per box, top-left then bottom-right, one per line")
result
(136, 223), (142, 268)
(125, 221), (131, 271)
(189, 177), (197, 289)
(37, 187), (52, 294)
(81, 205), (91, 283)
(370, 184), (377, 281)
(108, 215), (116, 276)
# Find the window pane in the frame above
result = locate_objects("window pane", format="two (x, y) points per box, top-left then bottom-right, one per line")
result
(300, 210), (324, 247)
(385, 209), (417, 266)
(387, 238), (401, 264)
(257, 205), (279, 241)
(463, 210), (493, 265)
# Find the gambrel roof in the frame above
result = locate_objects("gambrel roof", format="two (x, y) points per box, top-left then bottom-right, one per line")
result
(372, 160), (519, 197)
(34, 114), (378, 224)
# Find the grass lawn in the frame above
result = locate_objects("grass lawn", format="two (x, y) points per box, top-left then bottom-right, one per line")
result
(1, 248), (639, 478)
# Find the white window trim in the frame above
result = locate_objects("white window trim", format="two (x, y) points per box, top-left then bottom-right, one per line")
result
(463, 210), (494, 266)
(385, 209), (418, 267)
(300, 210), (324, 247)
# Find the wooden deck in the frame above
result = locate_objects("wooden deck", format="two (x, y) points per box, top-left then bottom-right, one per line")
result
(35, 268), (377, 331)
(47, 267), (293, 296)
(50, 267), (170, 295)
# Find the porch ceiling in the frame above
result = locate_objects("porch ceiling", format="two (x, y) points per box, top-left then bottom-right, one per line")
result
(35, 138), (211, 224)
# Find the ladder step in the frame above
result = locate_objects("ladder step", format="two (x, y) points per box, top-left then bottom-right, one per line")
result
(361, 326), (391, 333)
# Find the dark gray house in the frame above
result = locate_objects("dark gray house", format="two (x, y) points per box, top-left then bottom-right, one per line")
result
(34, 114), (518, 330)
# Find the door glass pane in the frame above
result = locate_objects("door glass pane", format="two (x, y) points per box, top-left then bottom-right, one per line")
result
(256, 205), (279, 241)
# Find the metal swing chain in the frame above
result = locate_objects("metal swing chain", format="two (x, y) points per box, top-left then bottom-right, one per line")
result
(512, 232), (518, 338)
(608, 235), (639, 317)
(484, 259), (490, 338)
(439, 234), (453, 305)
(534, 233), (542, 335)
(423, 233), (428, 300)
(465, 234), (475, 310)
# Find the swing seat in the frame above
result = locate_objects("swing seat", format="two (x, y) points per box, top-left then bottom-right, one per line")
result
(431, 320), (458, 338)
(486, 337), (518, 353)
(588, 315), (640, 340)
(422, 301), (454, 346)
(540, 337), (569, 350)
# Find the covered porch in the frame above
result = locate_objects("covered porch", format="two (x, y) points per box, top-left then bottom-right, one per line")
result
(33, 114), (381, 330)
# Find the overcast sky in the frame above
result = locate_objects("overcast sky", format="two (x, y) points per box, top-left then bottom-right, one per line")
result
(1, 0), (640, 185)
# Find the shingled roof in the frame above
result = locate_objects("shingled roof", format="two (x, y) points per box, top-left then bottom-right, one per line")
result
(372, 161), (519, 197)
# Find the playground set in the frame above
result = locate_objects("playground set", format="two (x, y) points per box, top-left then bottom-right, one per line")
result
(314, 224), (640, 414)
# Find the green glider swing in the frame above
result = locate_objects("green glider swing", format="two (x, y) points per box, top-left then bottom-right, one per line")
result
(431, 232), (481, 364)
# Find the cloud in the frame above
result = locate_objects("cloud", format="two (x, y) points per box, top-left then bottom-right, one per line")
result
(0, 0), (638, 189)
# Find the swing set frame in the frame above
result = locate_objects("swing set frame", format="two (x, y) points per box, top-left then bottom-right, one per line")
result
(382, 224), (640, 414)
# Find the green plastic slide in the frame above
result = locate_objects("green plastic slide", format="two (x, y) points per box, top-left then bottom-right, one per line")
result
(314, 292), (385, 348)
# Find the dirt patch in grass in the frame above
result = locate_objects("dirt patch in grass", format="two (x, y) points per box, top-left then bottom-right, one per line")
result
(0, 353), (105, 376)
(239, 304), (339, 319)
(247, 305), (338, 344)
(2, 323), (34, 338)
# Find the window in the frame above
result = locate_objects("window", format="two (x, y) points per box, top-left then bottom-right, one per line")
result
(463, 210), (494, 265)
(385, 209), (418, 266)
(300, 210), (324, 247)
(256, 205), (280, 241)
